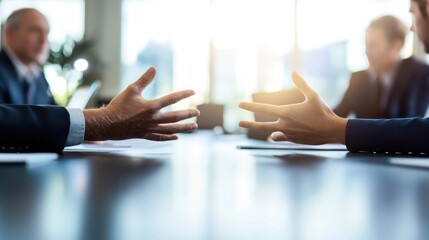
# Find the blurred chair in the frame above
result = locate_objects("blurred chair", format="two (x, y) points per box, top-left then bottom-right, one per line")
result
(249, 89), (305, 140)
(196, 104), (224, 130)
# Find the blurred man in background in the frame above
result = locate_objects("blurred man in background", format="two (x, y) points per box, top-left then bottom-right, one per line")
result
(334, 15), (429, 118)
(0, 8), (55, 105)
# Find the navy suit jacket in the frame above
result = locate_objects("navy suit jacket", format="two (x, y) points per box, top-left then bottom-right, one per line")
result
(0, 50), (56, 105)
(0, 105), (70, 152)
(346, 118), (429, 154)
(334, 57), (429, 118)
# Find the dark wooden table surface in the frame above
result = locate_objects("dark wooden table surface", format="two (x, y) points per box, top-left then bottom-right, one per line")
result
(0, 131), (428, 240)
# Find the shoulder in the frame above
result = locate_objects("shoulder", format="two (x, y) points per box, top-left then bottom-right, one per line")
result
(351, 70), (369, 78)
(0, 50), (16, 76)
(401, 57), (429, 75)
(348, 70), (371, 87)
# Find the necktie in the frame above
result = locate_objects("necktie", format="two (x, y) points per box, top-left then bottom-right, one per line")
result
(22, 79), (35, 104)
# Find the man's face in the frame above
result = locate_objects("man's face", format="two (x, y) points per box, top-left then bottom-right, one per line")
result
(411, 0), (429, 53)
(365, 27), (400, 72)
(5, 10), (50, 65)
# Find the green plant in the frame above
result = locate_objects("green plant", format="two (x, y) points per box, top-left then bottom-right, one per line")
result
(46, 37), (102, 103)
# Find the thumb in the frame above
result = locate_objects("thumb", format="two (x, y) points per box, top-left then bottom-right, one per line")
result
(291, 72), (316, 100)
(271, 131), (288, 142)
(132, 67), (157, 93)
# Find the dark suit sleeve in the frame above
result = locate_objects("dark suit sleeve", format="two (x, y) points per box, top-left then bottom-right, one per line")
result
(0, 105), (70, 152)
(346, 118), (429, 154)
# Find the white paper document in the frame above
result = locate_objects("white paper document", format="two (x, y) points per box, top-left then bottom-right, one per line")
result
(64, 139), (174, 153)
(389, 158), (429, 168)
(64, 144), (131, 153)
(0, 153), (58, 164)
(237, 142), (347, 151)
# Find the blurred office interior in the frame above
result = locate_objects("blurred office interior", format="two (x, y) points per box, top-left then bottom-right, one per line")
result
(0, 0), (421, 130)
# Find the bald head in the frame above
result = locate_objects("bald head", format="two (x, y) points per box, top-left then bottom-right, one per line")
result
(3, 8), (50, 65)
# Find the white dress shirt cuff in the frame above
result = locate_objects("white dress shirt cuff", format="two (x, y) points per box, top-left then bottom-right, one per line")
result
(65, 108), (85, 146)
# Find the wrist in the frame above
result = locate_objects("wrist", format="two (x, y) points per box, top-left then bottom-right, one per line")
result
(330, 117), (348, 144)
(83, 108), (113, 141)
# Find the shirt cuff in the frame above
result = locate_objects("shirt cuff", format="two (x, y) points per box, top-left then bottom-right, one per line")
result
(65, 108), (85, 146)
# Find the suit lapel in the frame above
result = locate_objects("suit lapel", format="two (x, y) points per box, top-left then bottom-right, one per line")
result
(0, 51), (27, 104)
(385, 59), (410, 118)
(0, 50), (55, 105)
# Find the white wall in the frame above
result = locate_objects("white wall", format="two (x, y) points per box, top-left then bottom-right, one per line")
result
(84, 0), (122, 99)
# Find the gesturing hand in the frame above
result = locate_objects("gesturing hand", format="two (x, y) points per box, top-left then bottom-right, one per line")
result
(239, 72), (348, 145)
(83, 67), (200, 141)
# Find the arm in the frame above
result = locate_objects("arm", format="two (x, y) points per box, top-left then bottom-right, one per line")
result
(0, 105), (70, 152)
(346, 118), (429, 154)
(0, 67), (200, 152)
(239, 72), (429, 154)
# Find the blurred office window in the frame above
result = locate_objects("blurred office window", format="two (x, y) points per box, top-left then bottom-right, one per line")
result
(121, 0), (211, 113)
(122, 0), (415, 130)
(122, 0), (294, 130)
(0, 0), (85, 104)
(210, 0), (295, 130)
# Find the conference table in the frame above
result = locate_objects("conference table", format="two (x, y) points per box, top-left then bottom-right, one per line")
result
(0, 131), (428, 240)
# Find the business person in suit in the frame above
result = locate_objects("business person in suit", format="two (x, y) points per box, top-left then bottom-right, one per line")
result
(0, 8), (55, 105)
(334, 15), (429, 118)
(239, 0), (429, 154)
(0, 67), (200, 152)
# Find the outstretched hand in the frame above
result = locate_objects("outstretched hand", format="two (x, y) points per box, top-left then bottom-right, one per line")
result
(239, 72), (347, 145)
(83, 67), (200, 141)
